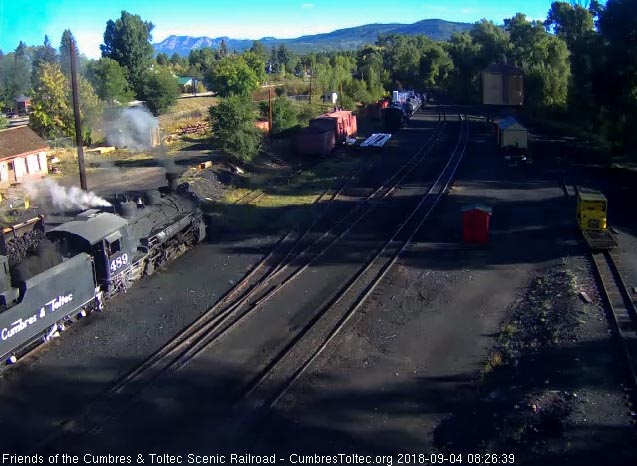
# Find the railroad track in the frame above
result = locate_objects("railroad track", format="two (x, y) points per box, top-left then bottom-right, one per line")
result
(34, 109), (449, 450)
(232, 168), (305, 205)
(591, 250), (637, 409)
(225, 113), (469, 435)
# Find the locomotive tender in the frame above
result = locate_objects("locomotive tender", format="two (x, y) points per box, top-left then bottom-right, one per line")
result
(383, 90), (422, 132)
(0, 173), (206, 364)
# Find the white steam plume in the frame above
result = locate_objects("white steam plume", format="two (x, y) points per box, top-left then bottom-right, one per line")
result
(26, 179), (112, 211)
(105, 106), (159, 151)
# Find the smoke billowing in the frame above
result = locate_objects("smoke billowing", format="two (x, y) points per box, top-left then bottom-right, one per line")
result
(105, 107), (159, 150)
(26, 179), (112, 211)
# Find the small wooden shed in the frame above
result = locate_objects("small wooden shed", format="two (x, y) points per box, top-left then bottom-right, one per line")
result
(496, 117), (528, 150)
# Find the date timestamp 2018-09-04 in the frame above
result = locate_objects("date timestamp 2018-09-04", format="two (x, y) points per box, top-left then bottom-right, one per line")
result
(397, 453), (516, 464)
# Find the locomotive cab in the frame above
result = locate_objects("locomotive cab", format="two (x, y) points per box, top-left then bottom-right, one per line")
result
(48, 210), (134, 295)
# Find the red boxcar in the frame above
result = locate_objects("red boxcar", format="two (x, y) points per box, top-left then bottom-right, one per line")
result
(295, 127), (336, 156)
(310, 110), (357, 144)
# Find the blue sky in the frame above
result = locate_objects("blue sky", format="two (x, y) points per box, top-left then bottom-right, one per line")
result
(1, 0), (557, 58)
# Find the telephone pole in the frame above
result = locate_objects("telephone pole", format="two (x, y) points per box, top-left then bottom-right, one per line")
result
(70, 37), (87, 190)
(268, 87), (273, 136)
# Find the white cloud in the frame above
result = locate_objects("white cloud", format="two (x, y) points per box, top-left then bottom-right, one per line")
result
(301, 3), (315, 8)
(460, 8), (477, 14)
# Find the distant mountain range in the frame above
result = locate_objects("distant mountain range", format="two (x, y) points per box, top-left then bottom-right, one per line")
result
(153, 19), (473, 56)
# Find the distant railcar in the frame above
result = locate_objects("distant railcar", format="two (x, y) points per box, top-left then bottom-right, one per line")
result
(382, 105), (405, 132)
(576, 187), (617, 250)
(310, 110), (357, 144)
(295, 127), (336, 156)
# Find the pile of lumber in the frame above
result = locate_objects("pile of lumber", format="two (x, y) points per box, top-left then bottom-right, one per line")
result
(179, 122), (210, 135)
(360, 133), (392, 148)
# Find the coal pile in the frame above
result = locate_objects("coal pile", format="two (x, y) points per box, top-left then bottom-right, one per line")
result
(11, 239), (63, 284)
(5, 230), (46, 267)
(179, 168), (227, 202)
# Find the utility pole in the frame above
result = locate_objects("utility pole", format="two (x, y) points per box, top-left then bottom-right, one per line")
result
(268, 87), (273, 136)
(309, 69), (312, 105)
(70, 37), (87, 190)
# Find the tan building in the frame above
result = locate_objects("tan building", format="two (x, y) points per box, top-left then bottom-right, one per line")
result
(482, 63), (524, 106)
(0, 126), (49, 187)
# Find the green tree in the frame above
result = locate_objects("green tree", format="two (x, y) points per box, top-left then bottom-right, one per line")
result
(59, 30), (79, 78)
(30, 61), (103, 142)
(85, 57), (133, 104)
(272, 97), (299, 133)
(446, 31), (481, 102)
(545, 2), (595, 47)
(217, 39), (229, 59)
(139, 67), (179, 115)
(31, 35), (58, 84)
(170, 52), (184, 67)
(357, 46), (386, 101)
(189, 47), (216, 75)
(243, 51), (267, 85)
(597, 0), (637, 149)
(101, 11), (155, 96)
(344, 79), (372, 105)
(209, 95), (261, 163)
(276, 44), (292, 73)
(505, 13), (571, 112)
(156, 53), (170, 66)
(29, 62), (73, 138)
(207, 55), (259, 97)
(250, 40), (268, 60)
(470, 19), (509, 66)
(419, 43), (453, 87)
(12, 42), (31, 100)
(77, 76), (104, 144)
(0, 52), (30, 109)
(544, 2), (598, 125)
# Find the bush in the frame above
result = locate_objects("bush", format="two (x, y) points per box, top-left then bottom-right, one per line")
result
(0, 114), (8, 130)
(140, 68), (180, 115)
(209, 95), (262, 164)
(297, 103), (325, 125)
(272, 97), (299, 134)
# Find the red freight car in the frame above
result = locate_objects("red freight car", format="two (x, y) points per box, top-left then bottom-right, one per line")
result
(309, 110), (357, 144)
(295, 127), (336, 156)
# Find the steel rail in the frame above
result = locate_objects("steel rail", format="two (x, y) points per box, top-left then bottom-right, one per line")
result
(35, 109), (448, 447)
(249, 114), (470, 410)
(591, 251), (637, 403)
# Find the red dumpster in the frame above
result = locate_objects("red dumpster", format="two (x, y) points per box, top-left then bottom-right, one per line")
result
(462, 205), (492, 244)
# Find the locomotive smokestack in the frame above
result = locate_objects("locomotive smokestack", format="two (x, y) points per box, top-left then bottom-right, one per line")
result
(166, 172), (179, 192)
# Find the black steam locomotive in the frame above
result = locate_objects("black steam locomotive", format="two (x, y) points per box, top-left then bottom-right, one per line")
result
(0, 173), (206, 364)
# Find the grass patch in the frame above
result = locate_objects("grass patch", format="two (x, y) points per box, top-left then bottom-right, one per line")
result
(169, 96), (218, 114)
(211, 154), (361, 233)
